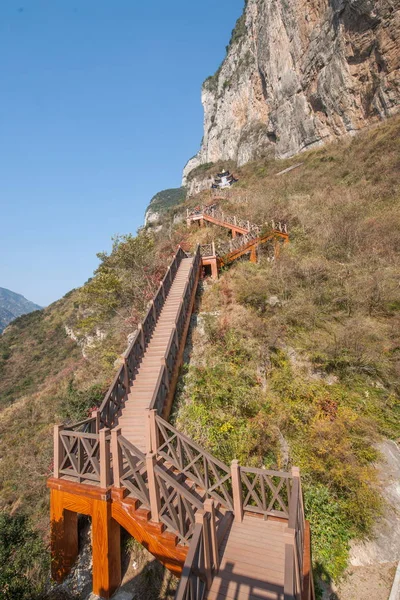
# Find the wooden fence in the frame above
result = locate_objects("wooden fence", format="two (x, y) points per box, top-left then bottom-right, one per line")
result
(98, 245), (188, 428)
(175, 500), (219, 600)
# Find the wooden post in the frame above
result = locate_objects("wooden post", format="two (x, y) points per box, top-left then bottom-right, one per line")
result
(138, 322), (145, 348)
(111, 429), (122, 488)
(161, 357), (169, 388)
(212, 240), (216, 256)
(92, 410), (101, 434)
(204, 499), (219, 573)
(100, 429), (111, 489)
(92, 498), (121, 599)
(146, 408), (159, 454)
(123, 358), (129, 397)
(50, 489), (79, 583)
(232, 229), (237, 239)
(250, 244), (257, 263)
(211, 257), (218, 280)
(146, 453), (161, 523)
(196, 510), (212, 589)
(53, 425), (64, 479)
(231, 460), (243, 522)
(152, 300), (157, 321)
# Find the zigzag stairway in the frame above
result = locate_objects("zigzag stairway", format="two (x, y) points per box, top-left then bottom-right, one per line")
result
(48, 222), (314, 600)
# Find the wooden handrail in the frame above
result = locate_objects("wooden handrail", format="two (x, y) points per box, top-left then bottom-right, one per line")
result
(97, 245), (188, 428)
(174, 500), (219, 599)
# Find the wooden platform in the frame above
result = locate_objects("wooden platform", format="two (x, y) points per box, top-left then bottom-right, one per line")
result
(117, 257), (194, 451)
(206, 516), (286, 600)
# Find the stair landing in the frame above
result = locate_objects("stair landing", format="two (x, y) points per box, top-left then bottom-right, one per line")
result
(206, 515), (286, 600)
(117, 257), (194, 451)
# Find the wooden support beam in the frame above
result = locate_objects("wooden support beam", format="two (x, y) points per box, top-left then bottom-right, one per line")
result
(92, 498), (121, 599)
(50, 488), (78, 583)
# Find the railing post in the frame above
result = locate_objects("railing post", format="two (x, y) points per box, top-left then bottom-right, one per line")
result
(91, 409), (101, 434)
(138, 322), (145, 349)
(204, 499), (219, 574)
(161, 357), (169, 388)
(231, 460), (243, 522)
(100, 429), (111, 489)
(146, 409), (159, 454)
(111, 429), (122, 488)
(123, 357), (129, 398)
(152, 300), (157, 322)
(160, 281), (165, 300)
(195, 510), (212, 589)
(53, 425), (64, 479)
(146, 453), (161, 523)
(212, 240), (216, 256)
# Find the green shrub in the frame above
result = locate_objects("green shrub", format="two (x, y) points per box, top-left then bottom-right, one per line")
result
(0, 512), (48, 600)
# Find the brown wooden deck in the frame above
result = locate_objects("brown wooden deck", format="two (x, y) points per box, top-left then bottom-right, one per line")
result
(206, 516), (285, 600)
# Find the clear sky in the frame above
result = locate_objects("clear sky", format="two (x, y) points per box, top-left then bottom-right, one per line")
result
(0, 0), (244, 306)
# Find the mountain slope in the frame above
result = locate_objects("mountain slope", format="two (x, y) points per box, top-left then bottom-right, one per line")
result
(183, 0), (400, 178)
(0, 287), (42, 333)
(144, 187), (186, 226)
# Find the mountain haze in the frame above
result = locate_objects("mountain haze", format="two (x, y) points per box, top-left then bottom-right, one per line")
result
(0, 287), (42, 334)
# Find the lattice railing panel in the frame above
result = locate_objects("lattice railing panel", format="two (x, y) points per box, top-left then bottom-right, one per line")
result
(174, 523), (208, 600)
(59, 431), (102, 483)
(155, 417), (233, 510)
(118, 437), (150, 507)
(240, 467), (292, 517)
(155, 466), (203, 544)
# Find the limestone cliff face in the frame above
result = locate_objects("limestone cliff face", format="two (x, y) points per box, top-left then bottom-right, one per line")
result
(183, 0), (400, 179)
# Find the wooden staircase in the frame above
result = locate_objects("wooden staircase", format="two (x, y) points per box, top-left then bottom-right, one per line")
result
(48, 244), (314, 600)
(186, 204), (289, 274)
(117, 257), (194, 451)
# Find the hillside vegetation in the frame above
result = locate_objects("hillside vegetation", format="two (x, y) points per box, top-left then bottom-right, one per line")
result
(174, 117), (400, 583)
(0, 116), (399, 597)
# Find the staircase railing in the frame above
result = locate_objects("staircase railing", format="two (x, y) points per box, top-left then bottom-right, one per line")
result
(112, 429), (204, 544)
(149, 245), (201, 416)
(187, 205), (259, 233)
(98, 245), (188, 428)
(149, 413), (233, 510)
(53, 424), (110, 487)
(53, 245), (188, 482)
(175, 500), (219, 600)
(284, 468), (305, 599)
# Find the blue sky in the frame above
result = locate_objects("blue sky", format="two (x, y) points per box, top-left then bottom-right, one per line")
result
(0, 0), (244, 306)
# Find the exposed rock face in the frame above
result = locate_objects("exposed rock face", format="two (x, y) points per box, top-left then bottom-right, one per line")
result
(184, 0), (400, 176)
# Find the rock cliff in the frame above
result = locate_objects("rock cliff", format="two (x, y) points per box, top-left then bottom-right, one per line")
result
(144, 188), (186, 226)
(183, 0), (400, 179)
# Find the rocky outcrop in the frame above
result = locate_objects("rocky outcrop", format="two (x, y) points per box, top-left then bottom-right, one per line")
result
(184, 0), (400, 176)
(144, 188), (186, 226)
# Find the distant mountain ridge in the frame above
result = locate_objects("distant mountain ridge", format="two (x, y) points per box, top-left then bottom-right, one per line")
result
(0, 287), (42, 333)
